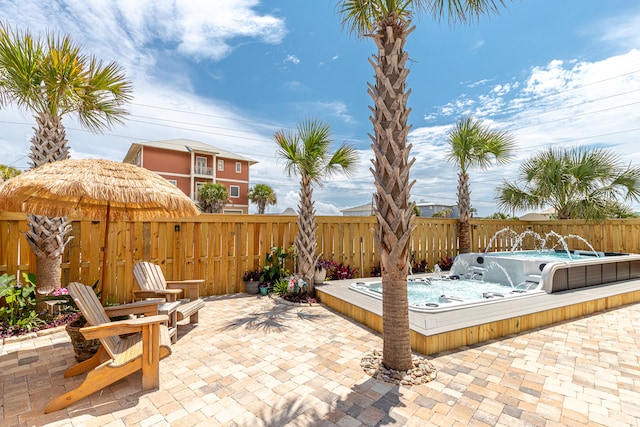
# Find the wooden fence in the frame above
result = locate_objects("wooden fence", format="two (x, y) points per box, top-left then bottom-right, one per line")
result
(2, 211), (640, 303)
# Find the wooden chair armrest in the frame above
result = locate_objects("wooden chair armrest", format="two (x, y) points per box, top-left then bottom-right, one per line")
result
(104, 300), (163, 317)
(80, 315), (169, 339)
(166, 280), (203, 299)
(133, 289), (182, 302)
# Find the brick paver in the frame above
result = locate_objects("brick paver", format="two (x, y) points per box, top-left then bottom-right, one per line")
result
(1, 294), (639, 426)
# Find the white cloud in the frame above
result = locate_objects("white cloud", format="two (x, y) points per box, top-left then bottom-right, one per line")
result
(467, 78), (492, 88)
(282, 80), (308, 91)
(439, 97), (476, 117)
(0, 0), (286, 69)
(471, 39), (485, 50)
(597, 11), (640, 50)
(313, 101), (355, 124)
(521, 59), (580, 97)
(318, 55), (339, 68)
(284, 54), (300, 65)
(490, 83), (513, 96)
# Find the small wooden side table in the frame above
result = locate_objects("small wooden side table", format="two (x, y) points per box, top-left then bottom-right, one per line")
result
(157, 301), (181, 344)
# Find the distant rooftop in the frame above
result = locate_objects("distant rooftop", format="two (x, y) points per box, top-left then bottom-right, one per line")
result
(123, 138), (258, 164)
(341, 202), (374, 213)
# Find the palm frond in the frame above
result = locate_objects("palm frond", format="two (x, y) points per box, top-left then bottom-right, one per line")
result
(0, 22), (132, 133)
(338, 0), (415, 36)
(426, 0), (507, 25)
(274, 128), (302, 179)
(0, 23), (45, 111)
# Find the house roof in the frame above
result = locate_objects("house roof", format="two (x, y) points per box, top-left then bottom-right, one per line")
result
(520, 207), (555, 221)
(519, 213), (551, 220)
(278, 207), (297, 215)
(341, 202), (374, 213)
(415, 201), (454, 208)
(123, 138), (258, 164)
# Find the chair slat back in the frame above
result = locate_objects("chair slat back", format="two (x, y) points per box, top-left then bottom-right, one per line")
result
(68, 282), (119, 358)
(133, 262), (168, 291)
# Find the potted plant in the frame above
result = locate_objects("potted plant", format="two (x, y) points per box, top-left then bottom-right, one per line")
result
(258, 282), (269, 296)
(314, 258), (334, 285)
(242, 269), (262, 294)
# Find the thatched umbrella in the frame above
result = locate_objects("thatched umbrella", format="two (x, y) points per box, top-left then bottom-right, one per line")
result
(0, 158), (200, 290)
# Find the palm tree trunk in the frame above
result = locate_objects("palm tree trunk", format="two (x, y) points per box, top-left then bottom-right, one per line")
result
(35, 254), (62, 292)
(458, 171), (471, 253)
(369, 18), (416, 372)
(29, 112), (70, 166)
(26, 112), (72, 305)
(25, 214), (72, 312)
(296, 175), (317, 291)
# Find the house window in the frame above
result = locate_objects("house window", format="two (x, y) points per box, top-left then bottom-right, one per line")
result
(195, 182), (205, 199)
(236, 162), (241, 173)
(134, 150), (142, 167)
(196, 157), (207, 174)
(217, 159), (224, 171)
(230, 185), (240, 198)
(167, 179), (177, 186)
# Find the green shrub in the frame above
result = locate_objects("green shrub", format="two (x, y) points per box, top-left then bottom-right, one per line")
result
(260, 246), (291, 285)
(272, 279), (290, 296)
(0, 273), (42, 332)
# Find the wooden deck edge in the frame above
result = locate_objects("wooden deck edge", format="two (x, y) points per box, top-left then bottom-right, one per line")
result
(317, 288), (640, 356)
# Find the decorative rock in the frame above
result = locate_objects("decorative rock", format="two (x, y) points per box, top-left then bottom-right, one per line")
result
(359, 349), (438, 386)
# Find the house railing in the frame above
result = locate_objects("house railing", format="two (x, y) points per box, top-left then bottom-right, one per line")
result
(193, 167), (214, 176)
(2, 211), (640, 303)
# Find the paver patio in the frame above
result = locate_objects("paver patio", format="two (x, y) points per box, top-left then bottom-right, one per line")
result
(1, 294), (639, 426)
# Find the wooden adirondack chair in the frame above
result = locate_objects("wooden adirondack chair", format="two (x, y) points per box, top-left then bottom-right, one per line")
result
(133, 261), (205, 324)
(45, 282), (172, 413)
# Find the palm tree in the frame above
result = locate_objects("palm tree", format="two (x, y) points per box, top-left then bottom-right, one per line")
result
(338, 0), (508, 370)
(496, 147), (640, 220)
(248, 183), (277, 214)
(0, 164), (21, 181)
(0, 23), (132, 295)
(275, 118), (357, 291)
(446, 116), (515, 253)
(432, 208), (452, 218)
(198, 182), (229, 213)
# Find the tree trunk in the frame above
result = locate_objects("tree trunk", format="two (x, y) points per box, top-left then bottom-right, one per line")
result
(25, 214), (73, 309)
(369, 19), (416, 371)
(296, 175), (317, 291)
(33, 255), (62, 313)
(29, 112), (70, 167)
(458, 171), (471, 253)
(26, 112), (72, 300)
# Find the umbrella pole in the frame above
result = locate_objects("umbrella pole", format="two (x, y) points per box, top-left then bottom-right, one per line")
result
(100, 203), (111, 303)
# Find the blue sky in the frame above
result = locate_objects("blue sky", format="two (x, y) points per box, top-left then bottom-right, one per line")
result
(1, 1), (639, 216)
